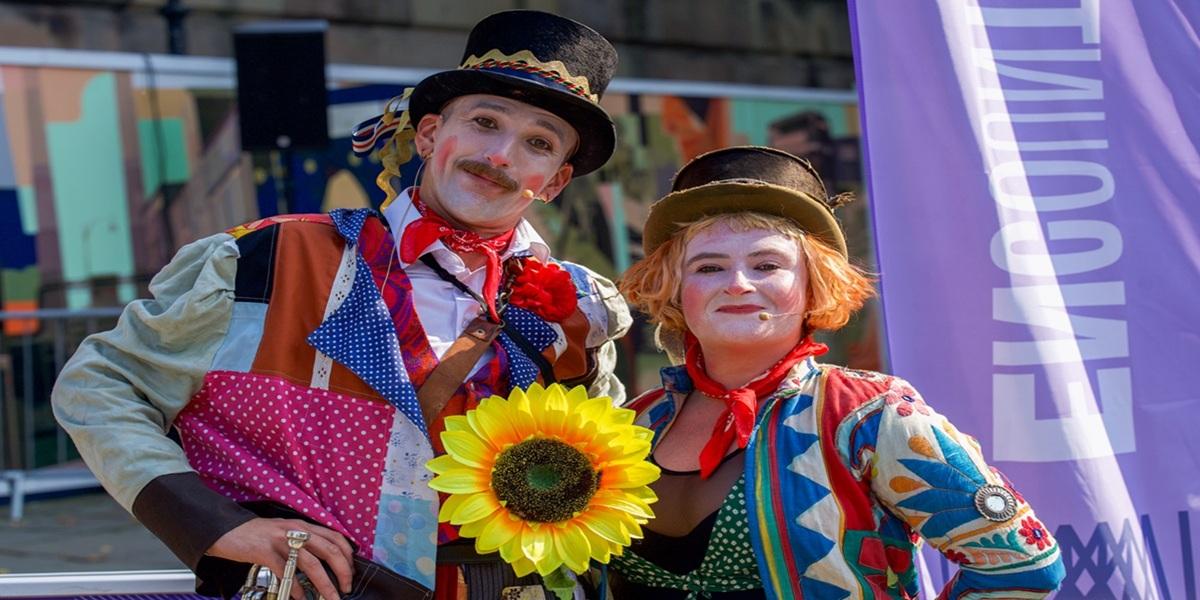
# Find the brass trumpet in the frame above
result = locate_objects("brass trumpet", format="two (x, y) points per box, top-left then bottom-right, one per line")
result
(238, 530), (324, 600)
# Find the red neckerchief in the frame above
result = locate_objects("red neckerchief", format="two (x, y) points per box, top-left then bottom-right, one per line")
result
(399, 189), (516, 322)
(684, 332), (828, 479)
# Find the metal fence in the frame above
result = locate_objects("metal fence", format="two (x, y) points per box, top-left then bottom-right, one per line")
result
(0, 569), (198, 598)
(0, 307), (123, 520)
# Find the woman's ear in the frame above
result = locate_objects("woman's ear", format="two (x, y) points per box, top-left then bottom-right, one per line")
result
(655, 325), (686, 365)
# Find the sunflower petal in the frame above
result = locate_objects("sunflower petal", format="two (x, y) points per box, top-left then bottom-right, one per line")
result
(539, 408), (568, 438)
(564, 384), (590, 401)
(533, 540), (563, 576)
(437, 492), (468, 522)
(555, 522), (591, 573)
(597, 439), (652, 466)
(627, 521), (646, 539)
(544, 385), (569, 413)
(507, 390), (537, 434)
(477, 509), (522, 552)
(510, 556), (537, 577)
(426, 454), (464, 475)
(583, 531), (617, 563)
(601, 461), (661, 489)
(510, 385), (532, 408)
(459, 511), (492, 538)
(578, 510), (631, 546)
(450, 491), (500, 525)
(429, 470), (488, 494)
(590, 489), (655, 520)
(574, 397), (611, 422)
(498, 522), (526, 563)
(605, 406), (636, 426)
(473, 397), (522, 448)
(626, 485), (659, 504)
(443, 414), (471, 433)
(441, 431), (494, 469)
(521, 522), (551, 564)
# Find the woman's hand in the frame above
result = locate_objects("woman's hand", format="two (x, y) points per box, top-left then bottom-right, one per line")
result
(207, 517), (355, 600)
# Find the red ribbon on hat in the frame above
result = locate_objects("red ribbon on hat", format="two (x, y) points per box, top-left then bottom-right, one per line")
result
(684, 331), (828, 479)
(400, 190), (515, 322)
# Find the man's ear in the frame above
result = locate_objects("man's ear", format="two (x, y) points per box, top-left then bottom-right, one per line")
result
(413, 113), (442, 158)
(541, 162), (575, 202)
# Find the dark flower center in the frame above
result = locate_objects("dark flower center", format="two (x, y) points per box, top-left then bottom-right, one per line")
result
(491, 438), (599, 523)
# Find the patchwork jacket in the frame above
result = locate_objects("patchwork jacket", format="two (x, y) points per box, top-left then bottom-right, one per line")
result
(52, 208), (631, 594)
(626, 359), (1065, 599)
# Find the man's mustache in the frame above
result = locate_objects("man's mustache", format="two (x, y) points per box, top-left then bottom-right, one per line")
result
(458, 160), (519, 192)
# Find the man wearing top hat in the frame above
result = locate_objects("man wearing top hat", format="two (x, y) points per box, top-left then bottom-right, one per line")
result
(51, 10), (630, 600)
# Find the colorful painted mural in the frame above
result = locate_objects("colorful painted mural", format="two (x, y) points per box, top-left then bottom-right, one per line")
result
(0, 57), (877, 391)
(0, 66), (204, 334)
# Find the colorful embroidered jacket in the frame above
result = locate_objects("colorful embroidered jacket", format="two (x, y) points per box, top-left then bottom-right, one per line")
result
(51, 208), (630, 595)
(626, 359), (1065, 600)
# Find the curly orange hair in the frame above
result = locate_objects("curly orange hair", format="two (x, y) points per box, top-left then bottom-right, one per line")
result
(620, 212), (875, 338)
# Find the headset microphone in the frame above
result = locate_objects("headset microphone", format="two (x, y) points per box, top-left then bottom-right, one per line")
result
(758, 311), (803, 321)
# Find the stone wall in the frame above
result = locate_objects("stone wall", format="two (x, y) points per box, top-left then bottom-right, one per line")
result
(0, 0), (854, 88)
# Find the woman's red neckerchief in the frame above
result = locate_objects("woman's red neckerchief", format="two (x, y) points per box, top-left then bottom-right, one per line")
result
(684, 331), (828, 479)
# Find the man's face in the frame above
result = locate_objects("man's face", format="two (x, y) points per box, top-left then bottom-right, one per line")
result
(413, 94), (578, 236)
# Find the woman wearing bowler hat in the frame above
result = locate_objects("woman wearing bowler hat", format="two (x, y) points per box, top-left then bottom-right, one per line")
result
(612, 146), (1065, 598)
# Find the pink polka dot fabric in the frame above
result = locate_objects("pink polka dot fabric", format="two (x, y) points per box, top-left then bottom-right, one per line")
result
(175, 370), (393, 556)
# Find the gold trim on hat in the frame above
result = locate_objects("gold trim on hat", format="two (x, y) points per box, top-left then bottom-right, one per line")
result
(460, 49), (598, 103)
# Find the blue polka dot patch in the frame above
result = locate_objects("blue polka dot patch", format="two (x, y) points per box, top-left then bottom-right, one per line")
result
(497, 305), (558, 389)
(309, 208), (426, 434)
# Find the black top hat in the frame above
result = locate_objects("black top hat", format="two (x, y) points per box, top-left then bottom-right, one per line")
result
(641, 146), (848, 257)
(408, 10), (618, 176)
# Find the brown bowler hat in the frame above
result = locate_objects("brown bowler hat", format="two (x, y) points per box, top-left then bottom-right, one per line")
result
(641, 146), (848, 257)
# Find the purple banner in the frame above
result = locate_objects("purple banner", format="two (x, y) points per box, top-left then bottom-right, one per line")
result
(850, 1), (1200, 598)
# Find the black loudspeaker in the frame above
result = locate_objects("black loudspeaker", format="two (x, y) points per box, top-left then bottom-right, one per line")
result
(234, 21), (330, 151)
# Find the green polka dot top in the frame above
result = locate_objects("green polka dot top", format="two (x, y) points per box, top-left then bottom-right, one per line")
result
(610, 474), (763, 599)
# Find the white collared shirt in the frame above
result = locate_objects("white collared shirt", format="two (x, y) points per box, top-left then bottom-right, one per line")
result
(381, 188), (551, 375)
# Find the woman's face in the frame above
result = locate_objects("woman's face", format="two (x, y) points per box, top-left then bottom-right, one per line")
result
(680, 223), (809, 351)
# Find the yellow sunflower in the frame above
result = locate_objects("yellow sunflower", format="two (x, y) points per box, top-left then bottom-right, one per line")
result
(426, 383), (660, 578)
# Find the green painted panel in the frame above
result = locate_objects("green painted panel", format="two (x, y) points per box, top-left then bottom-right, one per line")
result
(66, 286), (92, 309)
(1, 266), (40, 301)
(118, 281), (136, 303)
(138, 118), (190, 197)
(608, 183), (630, 274)
(730, 99), (850, 146)
(45, 73), (135, 309)
(17, 185), (36, 234)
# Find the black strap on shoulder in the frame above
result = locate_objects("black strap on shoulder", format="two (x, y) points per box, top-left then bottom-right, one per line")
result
(418, 254), (486, 307)
(418, 255), (556, 384)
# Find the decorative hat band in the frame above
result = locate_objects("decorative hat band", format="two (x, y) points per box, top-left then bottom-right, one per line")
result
(460, 49), (597, 103)
(351, 89), (413, 157)
(350, 88), (416, 209)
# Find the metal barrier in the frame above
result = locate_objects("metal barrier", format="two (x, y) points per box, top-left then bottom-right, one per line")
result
(0, 307), (124, 521)
(0, 569), (199, 598)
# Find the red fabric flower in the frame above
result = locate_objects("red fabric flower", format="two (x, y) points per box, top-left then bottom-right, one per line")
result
(508, 259), (578, 322)
(944, 549), (971, 565)
(1018, 517), (1051, 550)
